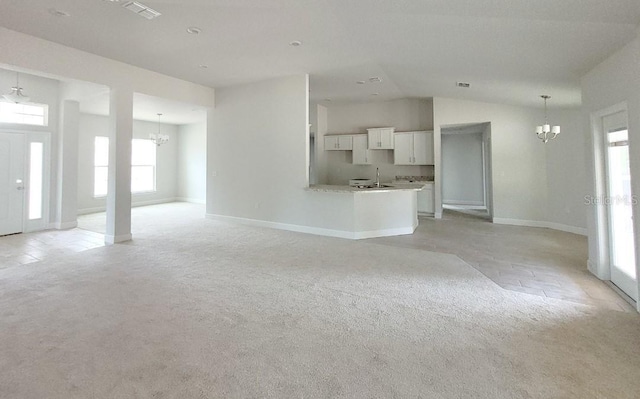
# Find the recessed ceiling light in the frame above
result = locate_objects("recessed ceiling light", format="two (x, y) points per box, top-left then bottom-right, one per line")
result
(356, 81), (365, 85)
(456, 81), (471, 88)
(186, 27), (202, 35)
(371, 93), (379, 96)
(48, 8), (70, 17)
(324, 98), (332, 102)
(199, 64), (208, 69)
(369, 77), (382, 83)
(289, 40), (302, 47)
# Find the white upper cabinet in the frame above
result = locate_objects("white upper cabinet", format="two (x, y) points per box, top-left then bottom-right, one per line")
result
(324, 135), (353, 150)
(352, 134), (370, 164)
(367, 127), (395, 149)
(394, 131), (434, 165)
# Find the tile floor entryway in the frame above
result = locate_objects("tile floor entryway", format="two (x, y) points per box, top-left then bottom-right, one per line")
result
(370, 209), (636, 312)
(0, 228), (104, 269)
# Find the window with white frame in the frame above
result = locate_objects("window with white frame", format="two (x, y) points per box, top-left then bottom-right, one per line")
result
(93, 137), (157, 197)
(94, 137), (109, 197)
(131, 139), (156, 193)
(0, 102), (48, 126)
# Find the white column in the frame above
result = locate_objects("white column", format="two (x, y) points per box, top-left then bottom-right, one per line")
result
(56, 100), (80, 229)
(105, 88), (133, 244)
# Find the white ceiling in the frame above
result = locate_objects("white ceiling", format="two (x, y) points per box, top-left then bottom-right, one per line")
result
(1, 0), (639, 110)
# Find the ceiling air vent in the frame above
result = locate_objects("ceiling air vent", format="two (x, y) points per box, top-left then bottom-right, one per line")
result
(456, 82), (471, 88)
(122, 1), (161, 20)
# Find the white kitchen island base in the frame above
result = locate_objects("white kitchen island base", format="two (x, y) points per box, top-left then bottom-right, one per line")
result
(207, 185), (422, 240)
(304, 185), (420, 239)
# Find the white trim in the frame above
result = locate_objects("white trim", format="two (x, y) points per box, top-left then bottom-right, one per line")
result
(77, 197), (178, 215)
(588, 259), (610, 280)
(105, 233), (132, 244)
(55, 221), (78, 230)
(434, 211), (442, 219)
(175, 197), (206, 204)
(442, 200), (485, 206)
(205, 214), (417, 240)
(493, 218), (587, 236)
(543, 222), (588, 236)
(77, 206), (105, 216)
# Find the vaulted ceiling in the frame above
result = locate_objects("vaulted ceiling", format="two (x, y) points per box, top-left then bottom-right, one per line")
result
(1, 0), (639, 108)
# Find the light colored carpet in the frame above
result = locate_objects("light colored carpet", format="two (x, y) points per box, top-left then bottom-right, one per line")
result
(2, 203), (640, 398)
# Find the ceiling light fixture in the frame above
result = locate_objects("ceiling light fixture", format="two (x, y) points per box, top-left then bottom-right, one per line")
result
(371, 93), (379, 96)
(186, 27), (202, 35)
(456, 82), (470, 88)
(149, 113), (169, 146)
(199, 64), (208, 69)
(369, 77), (382, 83)
(535, 95), (560, 143)
(289, 40), (302, 47)
(3, 72), (30, 104)
(356, 80), (365, 85)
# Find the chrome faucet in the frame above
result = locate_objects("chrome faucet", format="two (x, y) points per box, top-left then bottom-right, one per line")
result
(375, 167), (380, 187)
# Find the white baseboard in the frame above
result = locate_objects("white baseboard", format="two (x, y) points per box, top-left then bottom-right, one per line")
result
(77, 198), (178, 215)
(104, 233), (132, 244)
(443, 200), (485, 206)
(175, 197), (206, 204)
(131, 198), (177, 208)
(55, 221), (78, 230)
(493, 218), (587, 236)
(206, 214), (416, 240)
(77, 206), (105, 216)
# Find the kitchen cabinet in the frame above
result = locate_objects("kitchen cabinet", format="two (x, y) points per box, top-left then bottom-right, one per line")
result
(352, 135), (371, 164)
(367, 127), (395, 149)
(394, 131), (434, 165)
(324, 135), (353, 150)
(418, 183), (435, 214)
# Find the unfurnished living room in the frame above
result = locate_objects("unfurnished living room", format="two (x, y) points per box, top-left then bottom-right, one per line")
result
(1, 1), (640, 398)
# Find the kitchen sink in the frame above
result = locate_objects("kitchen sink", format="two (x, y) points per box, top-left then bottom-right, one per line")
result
(355, 184), (394, 189)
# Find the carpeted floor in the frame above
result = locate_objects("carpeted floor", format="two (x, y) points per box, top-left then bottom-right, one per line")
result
(1, 203), (640, 398)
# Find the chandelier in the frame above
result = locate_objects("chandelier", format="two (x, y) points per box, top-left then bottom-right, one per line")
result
(149, 113), (169, 146)
(535, 95), (560, 143)
(3, 72), (30, 104)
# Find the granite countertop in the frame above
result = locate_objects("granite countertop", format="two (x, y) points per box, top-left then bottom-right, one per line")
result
(307, 184), (426, 193)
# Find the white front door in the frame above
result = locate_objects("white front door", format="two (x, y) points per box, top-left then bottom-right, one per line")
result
(603, 111), (638, 301)
(0, 133), (25, 236)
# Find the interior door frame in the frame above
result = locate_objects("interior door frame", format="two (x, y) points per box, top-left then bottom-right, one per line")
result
(0, 129), (51, 234)
(602, 110), (637, 300)
(0, 132), (26, 235)
(589, 102), (640, 307)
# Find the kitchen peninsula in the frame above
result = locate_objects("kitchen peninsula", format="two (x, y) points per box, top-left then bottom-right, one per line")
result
(305, 182), (426, 239)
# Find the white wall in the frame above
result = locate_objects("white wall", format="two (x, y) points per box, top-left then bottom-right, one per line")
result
(581, 31), (640, 296)
(207, 75), (310, 223)
(326, 98), (433, 133)
(441, 132), (484, 206)
(433, 97), (547, 222)
(177, 122), (207, 203)
(318, 98), (434, 185)
(77, 113), (178, 213)
(544, 108), (587, 232)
